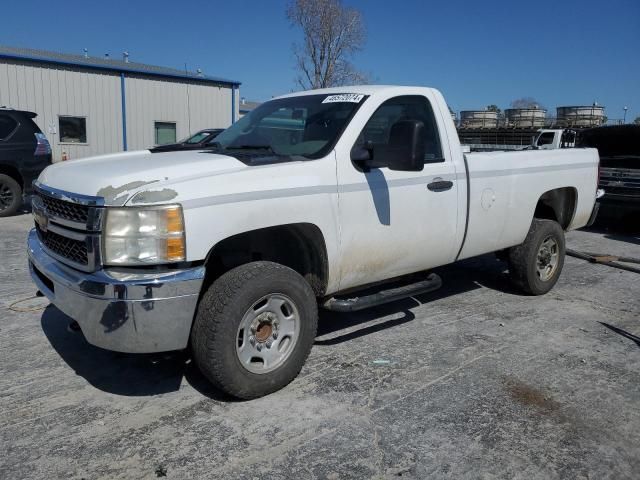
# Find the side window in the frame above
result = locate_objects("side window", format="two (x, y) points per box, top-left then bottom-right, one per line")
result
(356, 95), (443, 163)
(536, 132), (555, 146)
(59, 116), (87, 143)
(0, 115), (18, 141)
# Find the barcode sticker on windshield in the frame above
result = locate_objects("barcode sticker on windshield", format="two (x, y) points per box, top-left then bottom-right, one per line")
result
(322, 94), (365, 104)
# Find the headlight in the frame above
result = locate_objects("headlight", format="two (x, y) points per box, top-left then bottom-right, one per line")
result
(103, 205), (186, 266)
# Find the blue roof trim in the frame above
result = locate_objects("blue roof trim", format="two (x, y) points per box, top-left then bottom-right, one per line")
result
(0, 51), (241, 87)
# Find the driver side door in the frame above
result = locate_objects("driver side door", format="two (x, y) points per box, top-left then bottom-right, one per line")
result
(335, 94), (460, 291)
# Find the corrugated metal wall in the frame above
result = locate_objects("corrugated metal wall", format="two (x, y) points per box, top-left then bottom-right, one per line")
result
(124, 75), (233, 150)
(0, 59), (122, 161)
(0, 58), (237, 162)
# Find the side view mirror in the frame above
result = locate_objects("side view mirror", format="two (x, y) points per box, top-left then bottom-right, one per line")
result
(351, 120), (426, 172)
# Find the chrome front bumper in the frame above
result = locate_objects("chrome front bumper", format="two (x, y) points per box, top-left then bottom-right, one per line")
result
(27, 229), (205, 353)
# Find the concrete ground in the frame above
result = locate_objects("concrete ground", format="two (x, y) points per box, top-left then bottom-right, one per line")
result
(1, 212), (638, 480)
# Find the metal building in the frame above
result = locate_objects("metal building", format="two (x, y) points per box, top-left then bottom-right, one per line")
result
(238, 98), (261, 119)
(0, 45), (241, 162)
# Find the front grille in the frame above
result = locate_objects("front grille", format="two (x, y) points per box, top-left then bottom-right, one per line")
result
(33, 184), (103, 271)
(38, 193), (90, 224)
(36, 224), (89, 266)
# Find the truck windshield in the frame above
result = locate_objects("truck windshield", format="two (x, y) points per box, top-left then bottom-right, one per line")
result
(214, 94), (367, 159)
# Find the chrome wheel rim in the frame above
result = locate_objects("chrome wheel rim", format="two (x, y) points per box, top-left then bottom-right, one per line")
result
(536, 236), (559, 282)
(0, 182), (14, 211)
(235, 293), (300, 374)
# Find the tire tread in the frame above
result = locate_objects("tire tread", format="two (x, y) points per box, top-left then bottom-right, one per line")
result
(508, 219), (565, 295)
(191, 261), (317, 399)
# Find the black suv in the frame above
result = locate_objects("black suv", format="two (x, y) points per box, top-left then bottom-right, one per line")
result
(578, 125), (640, 213)
(0, 108), (52, 217)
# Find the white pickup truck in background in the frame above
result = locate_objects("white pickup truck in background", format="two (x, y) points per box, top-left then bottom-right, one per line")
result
(28, 86), (600, 398)
(532, 128), (577, 150)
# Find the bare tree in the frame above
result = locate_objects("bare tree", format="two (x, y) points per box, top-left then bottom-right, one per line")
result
(287, 0), (368, 89)
(510, 97), (544, 109)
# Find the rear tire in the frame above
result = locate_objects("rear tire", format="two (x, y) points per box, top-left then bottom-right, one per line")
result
(508, 219), (565, 295)
(191, 261), (318, 399)
(0, 174), (22, 217)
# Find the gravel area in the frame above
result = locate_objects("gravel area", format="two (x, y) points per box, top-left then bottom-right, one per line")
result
(1, 212), (638, 479)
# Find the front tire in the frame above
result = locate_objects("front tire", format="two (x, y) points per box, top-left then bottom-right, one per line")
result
(508, 219), (565, 295)
(191, 261), (318, 399)
(0, 174), (22, 217)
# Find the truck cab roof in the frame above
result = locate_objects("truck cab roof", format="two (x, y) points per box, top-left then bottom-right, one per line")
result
(276, 85), (439, 100)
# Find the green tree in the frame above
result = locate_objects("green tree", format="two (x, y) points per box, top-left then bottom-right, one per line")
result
(634, 116), (640, 125)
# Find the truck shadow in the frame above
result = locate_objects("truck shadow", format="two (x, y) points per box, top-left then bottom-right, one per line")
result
(316, 254), (518, 345)
(40, 254), (515, 398)
(586, 208), (640, 242)
(40, 305), (235, 400)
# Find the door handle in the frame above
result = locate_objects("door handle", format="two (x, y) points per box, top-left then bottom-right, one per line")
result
(427, 178), (453, 192)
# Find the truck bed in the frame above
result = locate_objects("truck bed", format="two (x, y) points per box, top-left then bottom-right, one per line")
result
(458, 148), (599, 260)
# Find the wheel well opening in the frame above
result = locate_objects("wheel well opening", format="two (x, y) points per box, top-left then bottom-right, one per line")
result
(533, 187), (577, 230)
(0, 165), (23, 189)
(203, 223), (329, 297)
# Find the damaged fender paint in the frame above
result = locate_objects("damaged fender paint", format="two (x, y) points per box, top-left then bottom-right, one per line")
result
(130, 188), (179, 204)
(97, 180), (160, 206)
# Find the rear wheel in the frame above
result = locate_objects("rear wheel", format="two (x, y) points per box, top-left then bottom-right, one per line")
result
(0, 174), (22, 217)
(508, 219), (565, 295)
(191, 261), (318, 399)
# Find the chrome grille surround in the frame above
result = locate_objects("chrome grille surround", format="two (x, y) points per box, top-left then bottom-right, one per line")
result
(32, 182), (104, 272)
(33, 182), (104, 231)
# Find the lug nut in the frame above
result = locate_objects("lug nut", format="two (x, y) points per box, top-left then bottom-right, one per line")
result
(272, 332), (278, 340)
(256, 344), (263, 351)
(249, 336), (256, 346)
(266, 340), (273, 349)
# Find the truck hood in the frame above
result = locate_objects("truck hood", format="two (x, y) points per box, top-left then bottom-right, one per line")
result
(38, 150), (249, 206)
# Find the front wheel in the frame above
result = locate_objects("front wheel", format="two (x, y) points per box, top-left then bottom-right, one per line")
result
(191, 261), (318, 399)
(508, 219), (566, 295)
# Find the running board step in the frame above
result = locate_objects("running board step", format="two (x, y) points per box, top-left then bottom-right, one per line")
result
(322, 273), (442, 312)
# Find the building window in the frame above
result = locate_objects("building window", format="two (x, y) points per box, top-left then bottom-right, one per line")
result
(59, 116), (87, 144)
(155, 122), (177, 145)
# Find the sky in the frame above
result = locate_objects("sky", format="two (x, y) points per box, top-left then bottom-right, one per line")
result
(2, 0), (639, 121)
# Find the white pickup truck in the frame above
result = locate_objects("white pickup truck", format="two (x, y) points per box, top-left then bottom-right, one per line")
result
(532, 128), (577, 150)
(28, 86), (600, 398)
